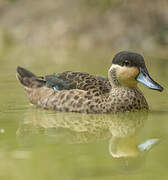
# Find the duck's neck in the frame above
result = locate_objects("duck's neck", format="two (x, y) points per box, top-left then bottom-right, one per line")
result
(107, 66), (149, 111)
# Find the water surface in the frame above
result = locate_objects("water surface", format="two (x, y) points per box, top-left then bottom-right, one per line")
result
(0, 54), (168, 180)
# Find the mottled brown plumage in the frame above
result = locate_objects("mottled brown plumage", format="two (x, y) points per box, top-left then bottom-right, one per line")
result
(44, 71), (111, 96)
(16, 51), (163, 113)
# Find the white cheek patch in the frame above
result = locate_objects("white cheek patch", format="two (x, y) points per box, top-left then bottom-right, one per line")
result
(109, 64), (120, 73)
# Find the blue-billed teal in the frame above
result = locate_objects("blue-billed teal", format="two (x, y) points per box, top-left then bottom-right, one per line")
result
(16, 51), (163, 113)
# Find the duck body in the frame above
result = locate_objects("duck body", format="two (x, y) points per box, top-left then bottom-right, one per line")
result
(16, 51), (163, 113)
(23, 77), (148, 113)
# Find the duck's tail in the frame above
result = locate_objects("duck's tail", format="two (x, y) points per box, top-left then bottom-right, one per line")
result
(16, 66), (45, 88)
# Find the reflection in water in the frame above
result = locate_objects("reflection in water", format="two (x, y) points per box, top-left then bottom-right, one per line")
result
(17, 108), (160, 172)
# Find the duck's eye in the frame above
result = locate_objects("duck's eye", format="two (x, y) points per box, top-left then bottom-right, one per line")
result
(123, 60), (130, 66)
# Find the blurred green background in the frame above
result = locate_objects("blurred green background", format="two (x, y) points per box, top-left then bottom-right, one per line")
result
(0, 0), (168, 70)
(0, 0), (168, 180)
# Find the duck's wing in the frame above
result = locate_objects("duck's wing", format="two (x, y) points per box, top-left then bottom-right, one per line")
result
(16, 67), (111, 96)
(44, 71), (111, 95)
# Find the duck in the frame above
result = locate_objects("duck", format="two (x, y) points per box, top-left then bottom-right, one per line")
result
(16, 51), (163, 113)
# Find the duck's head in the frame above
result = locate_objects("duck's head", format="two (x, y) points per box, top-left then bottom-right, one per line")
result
(108, 51), (163, 91)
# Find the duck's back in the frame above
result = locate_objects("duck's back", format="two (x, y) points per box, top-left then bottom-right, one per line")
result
(44, 71), (111, 96)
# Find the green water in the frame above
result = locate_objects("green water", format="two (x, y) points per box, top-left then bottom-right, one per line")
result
(0, 52), (168, 180)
